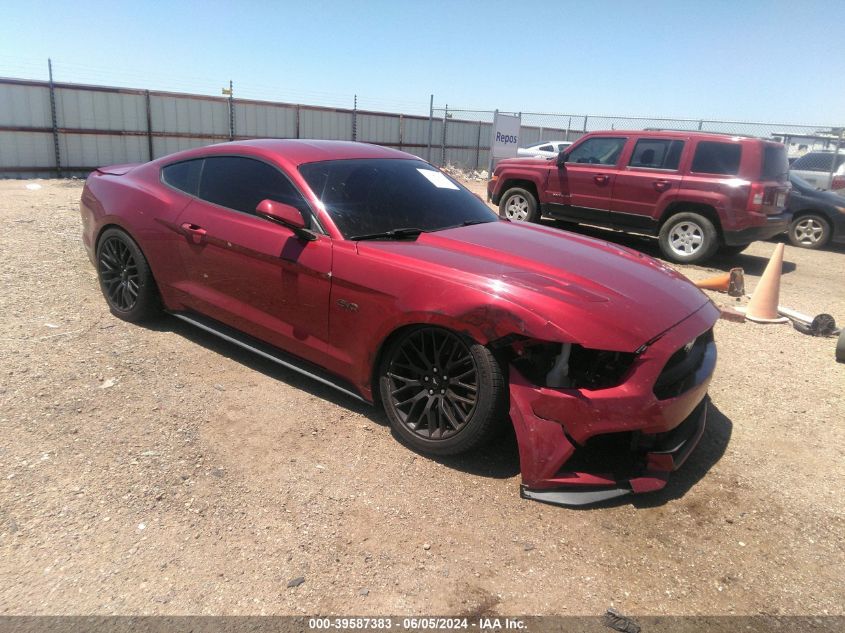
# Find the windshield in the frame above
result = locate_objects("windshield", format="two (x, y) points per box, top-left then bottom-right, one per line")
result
(299, 159), (497, 239)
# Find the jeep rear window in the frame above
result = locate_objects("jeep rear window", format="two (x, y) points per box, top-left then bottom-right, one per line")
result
(691, 142), (741, 175)
(761, 144), (789, 182)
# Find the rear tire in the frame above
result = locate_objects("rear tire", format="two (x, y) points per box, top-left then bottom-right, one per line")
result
(788, 214), (831, 249)
(499, 188), (539, 223)
(658, 212), (719, 264)
(379, 327), (507, 456)
(96, 228), (161, 323)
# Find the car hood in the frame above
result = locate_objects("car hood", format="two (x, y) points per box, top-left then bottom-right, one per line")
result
(792, 186), (845, 206)
(359, 221), (711, 351)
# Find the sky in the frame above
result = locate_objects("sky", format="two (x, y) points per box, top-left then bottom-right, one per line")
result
(1, 0), (843, 124)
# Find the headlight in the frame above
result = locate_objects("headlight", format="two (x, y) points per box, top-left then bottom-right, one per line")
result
(504, 339), (637, 390)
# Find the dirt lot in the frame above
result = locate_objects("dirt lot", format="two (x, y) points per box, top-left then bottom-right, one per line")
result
(1, 178), (844, 617)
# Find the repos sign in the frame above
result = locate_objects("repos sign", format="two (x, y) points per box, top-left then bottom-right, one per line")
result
(490, 111), (521, 159)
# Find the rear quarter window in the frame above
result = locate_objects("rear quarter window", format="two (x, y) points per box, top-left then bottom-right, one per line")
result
(162, 159), (203, 196)
(761, 144), (789, 182)
(691, 142), (742, 175)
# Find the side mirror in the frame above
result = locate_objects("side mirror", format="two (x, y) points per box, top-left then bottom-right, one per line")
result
(556, 150), (568, 168)
(256, 199), (307, 229)
(256, 199), (317, 242)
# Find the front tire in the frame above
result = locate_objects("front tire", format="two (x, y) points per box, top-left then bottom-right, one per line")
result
(499, 188), (539, 223)
(96, 228), (161, 322)
(658, 212), (719, 264)
(788, 214), (831, 249)
(379, 327), (507, 456)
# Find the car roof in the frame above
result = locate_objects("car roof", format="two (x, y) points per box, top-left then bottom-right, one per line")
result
(156, 139), (417, 167)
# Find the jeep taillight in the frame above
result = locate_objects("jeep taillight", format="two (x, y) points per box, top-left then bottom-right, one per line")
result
(747, 183), (766, 212)
(832, 174), (845, 190)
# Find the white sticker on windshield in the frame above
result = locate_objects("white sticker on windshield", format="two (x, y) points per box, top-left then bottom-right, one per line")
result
(417, 168), (459, 190)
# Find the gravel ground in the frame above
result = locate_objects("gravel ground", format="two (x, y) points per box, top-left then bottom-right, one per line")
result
(1, 178), (844, 617)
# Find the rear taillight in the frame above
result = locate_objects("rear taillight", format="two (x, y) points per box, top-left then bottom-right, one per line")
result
(747, 183), (766, 212)
(832, 175), (845, 190)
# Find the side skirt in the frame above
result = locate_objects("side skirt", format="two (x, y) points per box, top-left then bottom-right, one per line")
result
(170, 312), (368, 403)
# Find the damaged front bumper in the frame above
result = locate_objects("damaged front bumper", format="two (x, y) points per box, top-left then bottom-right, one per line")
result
(509, 302), (718, 507)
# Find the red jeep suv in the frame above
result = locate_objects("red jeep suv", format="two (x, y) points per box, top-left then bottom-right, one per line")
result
(488, 131), (791, 263)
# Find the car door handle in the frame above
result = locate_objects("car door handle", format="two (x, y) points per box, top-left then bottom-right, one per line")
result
(593, 175), (609, 185)
(180, 222), (207, 244)
(653, 180), (671, 192)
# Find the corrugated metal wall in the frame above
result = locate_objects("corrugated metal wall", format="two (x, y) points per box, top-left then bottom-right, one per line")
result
(0, 77), (546, 177)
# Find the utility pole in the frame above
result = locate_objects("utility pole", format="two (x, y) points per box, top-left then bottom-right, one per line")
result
(47, 59), (61, 177)
(828, 128), (843, 189)
(222, 80), (234, 141)
(426, 94), (434, 162)
(352, 94), (358, 142)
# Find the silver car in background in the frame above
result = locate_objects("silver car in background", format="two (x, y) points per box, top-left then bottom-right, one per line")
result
(789, 150), (845, 192)
(517, 141), (573, 158)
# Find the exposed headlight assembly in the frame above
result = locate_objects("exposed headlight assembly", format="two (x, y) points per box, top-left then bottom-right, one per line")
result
(505, 339), (637, 390)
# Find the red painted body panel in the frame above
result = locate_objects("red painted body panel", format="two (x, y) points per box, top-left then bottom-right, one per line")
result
(81, 139), (720, 502)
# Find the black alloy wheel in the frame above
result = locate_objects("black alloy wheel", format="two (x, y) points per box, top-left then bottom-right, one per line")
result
(96, 228), (161, 322)
(380, 327), (507, 455)
(99, 236), (140, 311)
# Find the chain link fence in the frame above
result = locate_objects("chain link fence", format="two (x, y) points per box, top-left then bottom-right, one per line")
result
(430, 106), (844, 182)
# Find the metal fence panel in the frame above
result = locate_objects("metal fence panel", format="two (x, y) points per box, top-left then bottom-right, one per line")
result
(402, 117), (435, 147)
(55, 88), (147, 131)
(2, 78), (843, 176)
(235, 102), (297, 138)
(445, 119), (479, 148)
(150, 94), (229, 135)
(357, 113), (400, 144)
(59, 133), (148, 168)
(152, 135), (219, 157)
(0, 131), (54, 168)
(0, 83), (51, 127)
(300, 108), (353, 140)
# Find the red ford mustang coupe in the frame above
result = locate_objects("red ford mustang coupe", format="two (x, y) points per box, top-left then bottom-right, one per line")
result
(80, 140), (718, 506)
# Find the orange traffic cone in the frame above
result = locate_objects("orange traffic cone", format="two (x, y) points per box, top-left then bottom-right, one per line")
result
(694, 268), (745, 296)
(743, 243), (788, 323)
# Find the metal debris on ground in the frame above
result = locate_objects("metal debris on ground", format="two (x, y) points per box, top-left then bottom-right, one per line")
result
(603, 608), (641, 633)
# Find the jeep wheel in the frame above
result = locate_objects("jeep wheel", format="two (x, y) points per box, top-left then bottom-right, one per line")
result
(659, 212), (719, 264)
(499, 188), (539, 223)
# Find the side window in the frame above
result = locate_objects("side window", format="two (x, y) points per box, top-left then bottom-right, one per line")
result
(557, 143), (569, 152)
(162, 159), (203, 196)
(691, 141), (742, 175)
(629, 139), (685, 170)
(539, 144), (554, 152)
(565, 137), (627, 166)
(198, 156), (309, 217)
